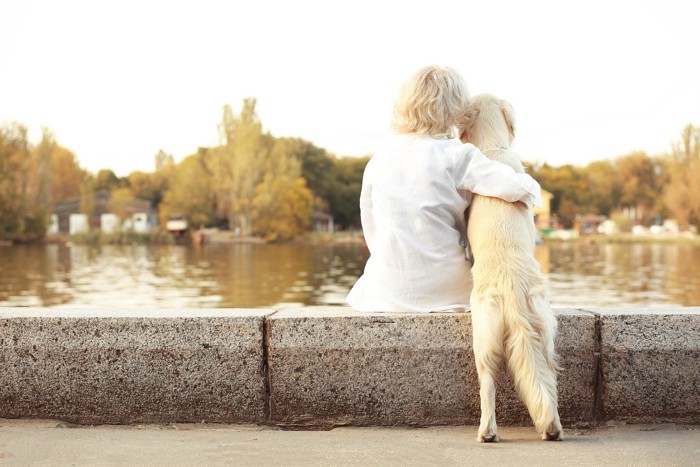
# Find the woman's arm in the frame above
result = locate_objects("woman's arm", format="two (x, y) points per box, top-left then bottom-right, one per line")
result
(453, 144), (542, 208)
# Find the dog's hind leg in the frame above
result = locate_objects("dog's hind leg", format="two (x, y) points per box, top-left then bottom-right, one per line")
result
(505, 293), (563, 441)
(471, 295), (505, 443)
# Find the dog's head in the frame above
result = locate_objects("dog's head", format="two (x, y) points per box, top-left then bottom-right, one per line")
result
(459, 94), (516, 149)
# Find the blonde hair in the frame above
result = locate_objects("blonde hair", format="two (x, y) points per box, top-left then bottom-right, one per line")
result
(392, 65), (471, 138)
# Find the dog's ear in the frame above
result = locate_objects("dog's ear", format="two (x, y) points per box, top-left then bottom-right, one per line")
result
(459, 106), (478, 143)
(500, 99), (516, 142)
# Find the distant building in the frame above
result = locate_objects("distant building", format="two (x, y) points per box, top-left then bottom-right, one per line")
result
(575, 214), (607, 235)
(311, 211), (334, 233)
(533, 189), (554, 230)
(53, 191), (156, 234)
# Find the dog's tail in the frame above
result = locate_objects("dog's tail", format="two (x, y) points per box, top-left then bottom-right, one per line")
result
(503, 274), (560, 433)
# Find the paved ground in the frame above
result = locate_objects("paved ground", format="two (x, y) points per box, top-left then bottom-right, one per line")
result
(1, 419), (698, 466)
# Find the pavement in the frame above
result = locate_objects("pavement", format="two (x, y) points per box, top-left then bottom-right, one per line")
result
(0, 419), (698, 466)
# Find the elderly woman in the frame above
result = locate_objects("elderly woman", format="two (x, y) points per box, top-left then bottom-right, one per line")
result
(347, 65), (542, 312)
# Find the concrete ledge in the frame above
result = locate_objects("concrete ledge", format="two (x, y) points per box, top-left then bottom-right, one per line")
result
(267, 307), (597, 428)
(0, 308), (272, 424)
(591, 307), (700, 423)
(1, 306), (699, 427)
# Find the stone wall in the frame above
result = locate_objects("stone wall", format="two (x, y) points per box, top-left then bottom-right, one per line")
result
(1, 307), (699, 427)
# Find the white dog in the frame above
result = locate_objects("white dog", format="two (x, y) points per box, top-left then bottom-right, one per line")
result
(460, 94), (562, 442)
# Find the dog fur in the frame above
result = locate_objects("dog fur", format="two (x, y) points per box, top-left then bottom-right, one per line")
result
(460, 94), (562, 442)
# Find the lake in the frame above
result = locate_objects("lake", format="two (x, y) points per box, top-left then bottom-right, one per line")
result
(1, 241), (699, 309)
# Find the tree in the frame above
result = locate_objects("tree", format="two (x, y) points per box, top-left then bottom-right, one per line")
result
(251, 138), (313, 240)
(50, 145), (87, 203)
(664, 124), (700, 226)
(108, 187), (136, 225)
(209, 99), (269, 235)
(580, 160), (620, 216)
(154, 149), (175, 173)
(79, 176), (95, 230)
(286, 137), (335, 210)
(93, 169), (122, 192)
(326, 156), (369, 229)
(127, 170), (168, 208)
(0, 123), (31, 240)
(159, 151), (216, 228)
(529, 163), (586, 228)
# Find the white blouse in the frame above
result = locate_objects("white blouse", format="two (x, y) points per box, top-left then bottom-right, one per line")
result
(346, 134), (542, 312)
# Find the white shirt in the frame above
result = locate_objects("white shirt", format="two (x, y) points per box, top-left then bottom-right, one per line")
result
(346, 134), (542, 312)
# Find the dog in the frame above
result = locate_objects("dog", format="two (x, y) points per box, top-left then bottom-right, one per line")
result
(459, 94), (562, 442)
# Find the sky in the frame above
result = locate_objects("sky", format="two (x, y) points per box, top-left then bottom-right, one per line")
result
(2, 0), (699, 176)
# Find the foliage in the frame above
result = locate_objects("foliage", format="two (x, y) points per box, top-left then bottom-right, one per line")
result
(664, 124), (700, 227)
(93, 169), (122, 192)
(0, 123), (48, 241)
(209, 99), (270, 235)
(2, 106), (698, 242)
(50, 144), (87, 203)
(325, 156), (369, 229)
(108, 187), (136, 222)
(202, 99), (314, 239)
(158, 151), (216, 228)
(252, 138), (313, 241)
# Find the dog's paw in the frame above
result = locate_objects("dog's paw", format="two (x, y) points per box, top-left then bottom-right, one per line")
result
(479, 433), (500, 443)
(542, 429), (562, 441)
(477, 427), (500, 443)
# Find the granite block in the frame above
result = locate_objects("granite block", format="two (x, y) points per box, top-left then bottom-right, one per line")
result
(266, 307), (596, 428)
(592, 307), (700, 423)
(0, 308), (272, 424)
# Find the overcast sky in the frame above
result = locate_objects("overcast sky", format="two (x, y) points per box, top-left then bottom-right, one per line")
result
(2, 0), (699, 176)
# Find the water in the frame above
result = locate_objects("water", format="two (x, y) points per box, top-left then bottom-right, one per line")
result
(1, 241), (699, 309)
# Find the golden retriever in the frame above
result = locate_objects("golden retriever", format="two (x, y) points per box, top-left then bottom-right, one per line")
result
(460, 94), (562, 442)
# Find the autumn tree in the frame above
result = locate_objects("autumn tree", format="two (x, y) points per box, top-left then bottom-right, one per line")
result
(79, 176), (95, 230)
(210, 99), (270, 235)
(615, 151), (666, 224)
(93, 169), (122, 192)
(0, 123), (30, 240)
(50, 144), (87, 203)
(252, 138), (313, 241)
(579, 160), (621, 216)
(284, 137), (336, 211)
(529, 163), (587, 228)
(664, 124), (700, 226)
(108, 187), (136, 225)
(159, 150), (216, 228)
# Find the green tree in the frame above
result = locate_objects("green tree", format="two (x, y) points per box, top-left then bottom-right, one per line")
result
(284, 137), (335, 211)
(326, 156), (369, 229)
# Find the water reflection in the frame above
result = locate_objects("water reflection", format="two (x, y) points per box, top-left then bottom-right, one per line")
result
(0, 242), (369, 309)
(0, 241), (699, 308)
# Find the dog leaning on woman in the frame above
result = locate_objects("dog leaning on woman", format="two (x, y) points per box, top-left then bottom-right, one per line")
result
(460, 94), (563, 442)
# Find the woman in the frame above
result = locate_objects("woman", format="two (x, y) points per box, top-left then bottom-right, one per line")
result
(346, 65), (542, 312)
